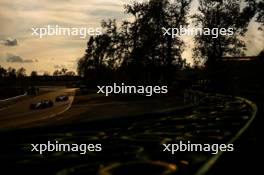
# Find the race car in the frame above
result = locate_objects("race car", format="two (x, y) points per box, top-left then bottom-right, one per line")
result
(30, 100), (54, 110)
(55, 95), (69, 102)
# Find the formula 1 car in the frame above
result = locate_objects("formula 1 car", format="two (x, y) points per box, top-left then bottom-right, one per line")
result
(30, 100), (54, 110)
(55, 95), (69, 102)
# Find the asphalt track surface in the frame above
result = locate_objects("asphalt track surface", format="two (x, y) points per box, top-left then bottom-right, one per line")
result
(0, 87), (76, 129)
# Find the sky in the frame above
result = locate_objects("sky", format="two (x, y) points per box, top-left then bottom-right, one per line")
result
(0, 0), (263, 75)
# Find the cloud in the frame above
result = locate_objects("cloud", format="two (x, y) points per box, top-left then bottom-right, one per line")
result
(6, 54), (23, 62)
(23, 59), (36, 63)
(5, 53), (37, 63)
(54, 64), (66, 69)
(0, 38), (18, 46)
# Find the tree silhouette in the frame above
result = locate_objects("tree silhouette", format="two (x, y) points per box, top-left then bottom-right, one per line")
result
(245, 0), (264, 27)
(256, 1), (264, 26)
(17, 67), (26, 78)
(53, 69), (62, 76)
(61, 68), (68, 75)
(43, 71), (50, 76)
(78, 25), (115, 81)
(78, 37), (94, 78)
(78, 0), (192, 83)
(7, 67), (17, 79)
(123, 0), (191, 82)
(54, 68), (75, 76)
(0, 66), (7, 78)
(192, 0), (255, 68)
(30, 71), (38, 77)
(65, 71), (75, 76)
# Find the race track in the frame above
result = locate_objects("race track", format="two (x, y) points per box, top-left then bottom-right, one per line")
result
(0, 87), (76, 129)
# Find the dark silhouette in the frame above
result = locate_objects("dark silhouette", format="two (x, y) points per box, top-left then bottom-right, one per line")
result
(245, 0), (264, 27)
(30, 71), (38, 77)
(53, 68), (75, 76)
(17, 67), (26, 78)
(78, 0), (192, 84)
(256, 1), (264, 25)
(192, 0), (255, 68)
(0, 66), (7, 78)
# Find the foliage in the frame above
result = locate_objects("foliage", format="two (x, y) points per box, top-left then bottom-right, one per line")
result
(78, 0), (192, 83)
(192, 0), (255, 67)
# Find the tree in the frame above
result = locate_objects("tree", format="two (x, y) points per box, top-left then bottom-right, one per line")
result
(0, 66), (7, 78)
(124, 0), (191, 82)
(7, 67), (17, 79)
(77, 0), (192, 83)
(53, 70), (62, 76)
(245, 0), (264, 27)
(65, 71), (76, 76)
(78, 36), (96, 78)
(17, 67), (26, 78)
(193, 0), (255, 68)
(43, 71), (50, 76)
(256, 1), (264, 26)
(61, 68), (68, 75)
(78, 20), (118, 80)
(30, 71), (38, 77)
(53, 68), (75, 76)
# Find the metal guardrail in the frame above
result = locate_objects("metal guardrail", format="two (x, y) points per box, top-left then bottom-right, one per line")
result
(195, 95), (257, 175)
(0, 92), (28, 103)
